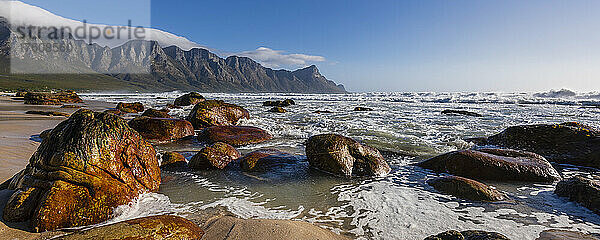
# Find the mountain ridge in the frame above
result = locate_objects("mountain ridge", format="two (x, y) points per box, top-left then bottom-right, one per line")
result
(0, 17), (346, 93)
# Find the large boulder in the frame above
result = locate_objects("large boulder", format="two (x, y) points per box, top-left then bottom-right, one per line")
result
(128, 117), (194, 142)
(198, 126), (272, 146)
(441, 109), (482, 117)
(424, 230), (510, 240)
(174, 92), (205, 106)
(429, 176), (505, 201)
(23, 91), (83, 105)
(160, 152), (188, 170)
(141, 108), (172, 118)
(186, 100), (250, 129)
(484, 122), (600, 168)
(2, 109), (160, 232)
(189, 142), (241, 170)
(201, 216), (348, 240)
(418, 149), (561, 182)
(555, 176), (600, 215)
(239, 149), (301, 172)
(305, 134), (391, 177)
(536, 229), (600, 240)
(55, 215), (204, 240)
(116, 102), (144, 113)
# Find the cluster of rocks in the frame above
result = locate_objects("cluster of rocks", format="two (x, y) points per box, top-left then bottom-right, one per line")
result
(263, 99), (295, 113)
(420, 121), (600, 238)
(2, 91), (389, 239)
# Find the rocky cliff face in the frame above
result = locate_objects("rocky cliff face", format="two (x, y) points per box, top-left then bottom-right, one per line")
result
(0, 18), (346, 93)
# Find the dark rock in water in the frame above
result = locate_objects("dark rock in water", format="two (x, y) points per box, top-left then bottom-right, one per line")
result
(25, 110), (70, 117)
(54, 215), (204, 240)
(161, 152), (188, 170)
(429, 176), (505, 201)
(354, 107), (373, 111)
(305, 134), (391, 177)
(269, 106), (286, 113)
(198, 126), (271, 146)
(555, 176), (600, 215)
(536, 229), (600, 240)
(201, 216), (348, 240)
(189, 142), (241, 170)
(116, 102), (144, 113)
(263, 99), (295, 107)
(239, 149), (300, 172)
(282, 99), (295, 106)
(484, 122), (600, 168)
(186, 100), (250, 129)
(128, 117), (194, 142)
(418, 148), (561, 182)
(174, 92), (205, 106)
(141, 108), (172, 118)
(314, 110), (334, 114)
(103, 109), (125, 116)
(2, 109), (160, 232)
(15, 91), (28, 97)
(442, 109), (482, 117)
(424, 230), (510, 240)
(23, 91), (83, 105)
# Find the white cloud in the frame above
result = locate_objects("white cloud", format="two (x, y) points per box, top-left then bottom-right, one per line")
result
(232, 47), (326, 69)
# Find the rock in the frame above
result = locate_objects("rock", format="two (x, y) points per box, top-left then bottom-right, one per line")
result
(2, 109), (160, 232)
(354, 107), (373, 111)
(418, 149), (561, 182)
(103, 109), (124, 116)
(198, 126), (272, 146)
(239, 149), (301, 171)
(555, 176), (600, 215)
(15, 91), (28, 97)
(442, 109), (482, 117)
(429, 176), (505, 201)
(536, 229), (600, 240)
(23, 91), (83, 105)
(263, 99), (295, 107)
(269, 106), (286, 113)
(141, 108), (172, 118)
(425, 230), (510, 240)
(174, 92), (205, 106)
(116, 102), (144, 113)
(54, 215), (204, 240)
(305, 134), (391, 177)
(186, 100), (250, 129)
(189, 142), (241, 170)
(485, 122), (600, 168)
(128, 117), (195, 142)
(25, 110), (70, 117)
(201, 216), (348, 240)
(161, 152), (188, 170)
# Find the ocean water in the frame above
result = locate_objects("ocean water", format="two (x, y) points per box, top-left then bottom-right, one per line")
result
(82, 91), (600, 239)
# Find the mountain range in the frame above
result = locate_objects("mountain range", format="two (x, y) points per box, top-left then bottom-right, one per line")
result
(0, 1), (346, 93)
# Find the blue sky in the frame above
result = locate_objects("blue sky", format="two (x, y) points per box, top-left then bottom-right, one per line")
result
(17, 0), (600, 92)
